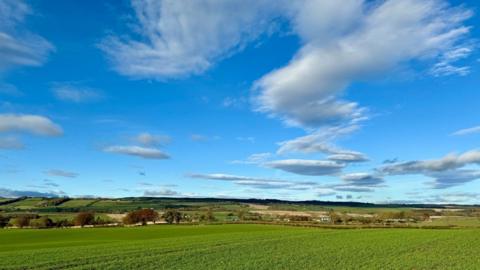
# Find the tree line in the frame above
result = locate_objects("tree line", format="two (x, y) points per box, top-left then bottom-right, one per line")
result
(0, 209), (197, 229)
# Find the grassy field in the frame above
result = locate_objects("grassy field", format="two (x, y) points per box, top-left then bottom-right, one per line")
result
(0, 198), (46, 210)
(56, 199), (98, 208)
(0, 224), (479, 269)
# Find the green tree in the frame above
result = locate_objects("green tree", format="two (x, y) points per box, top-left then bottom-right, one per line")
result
(29, 217), (54, 228)
(200, 208), (216, 222)
(237, 210), (246, 221)
(55, 219), (72, 227)
(9, 216), (31, 228)
(163, 209), (182, 224)
(328, 210), (343, 225)
(0, 214), (9, 228)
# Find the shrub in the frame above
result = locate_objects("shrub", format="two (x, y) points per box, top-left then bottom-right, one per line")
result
(74, 212), (95, 227)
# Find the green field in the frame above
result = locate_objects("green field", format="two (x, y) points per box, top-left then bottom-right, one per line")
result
(0, 198), (45, 210)
(57, 199), (98, 208)
(0, 224), (479, 269)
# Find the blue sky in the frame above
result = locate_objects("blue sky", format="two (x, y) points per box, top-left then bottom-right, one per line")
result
(1, 0), (480, 204)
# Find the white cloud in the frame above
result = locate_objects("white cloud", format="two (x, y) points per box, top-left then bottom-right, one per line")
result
(0, 83), (23, 96)
(316, 188), (336, 197)
(427, 170), (480, 189)
(45, 169), (78, 178)
(188, 173), (318, 190)
(100, 0), (473, 137)
(103, 145), (170, 159)
(276, 124), (363, 156)
(135, 132), (171, 146)
(52, 83), (103, 103)
(222, 97), (246, 108)
(231, 152), (272, 164)
(341, 172), (384, 186)
(0, 136), (24, 149)
(327, 153), (368, 163)
(189, 173), (275, 182)
(236, 136), (255, 143)
(430, 47), (473, 77)
(381, 150), (480, 175)
(190, 134), (213, 142)
(0, 0), (54, 72)
(406, 192), (480, 204)
(265, 159), (344, 176)
(451, 126), (480, 136)
(380, 150), (480, 189)
(334, 186), (374, 193)
(0, 188), (64, 198)
(100, 0), (281, 79)
(0, 114), (63, 136)
(254, 0), (472, 128)
(144, 188), (180, 197)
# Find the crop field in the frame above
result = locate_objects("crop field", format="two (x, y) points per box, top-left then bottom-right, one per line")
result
(0, 198), (46, 210)
(57, 199), (98, 208)
(0, 224), (479, 270)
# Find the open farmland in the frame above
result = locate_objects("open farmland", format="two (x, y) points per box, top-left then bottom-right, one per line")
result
(0, 198), (45, 210)
(0, 224), (479, 270)
(57, 199), (98, 208)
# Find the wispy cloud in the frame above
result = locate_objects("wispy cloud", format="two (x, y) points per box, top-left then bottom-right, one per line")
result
(426, 170), (480, 189)
(45, 169), (78, 178)
(0, 188), (64, 198)
(265, 159), (344, 176)
(190, 134), (219, 142)
(52, 83), (103, 103)
(341, 173), (384, 187)
(275, 124), (368, 163)
(451, 126), (480, 136)
(43, 179), (59, 188)
(0, 0), (54, 72)
(236, 136), (255, 143)
(380, 150), (480, 189)
(231, 152), (272, 165)
(103, 145), (170, 160)
(430, 47), (473, 77)
(143, 188), (181, 197)
(134, 132), (171, 146)
(188, 173), (318, 190)
(277, 125), (360, 154)
(0, 136), (24, 149)
(99, 0), (279, 79)
(381, 150), (480, 175)
(327, 152), (368, 163)
(406, 192), (480, 204)
(0, 83), (23, 97)
(333, 186), (374, 193)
